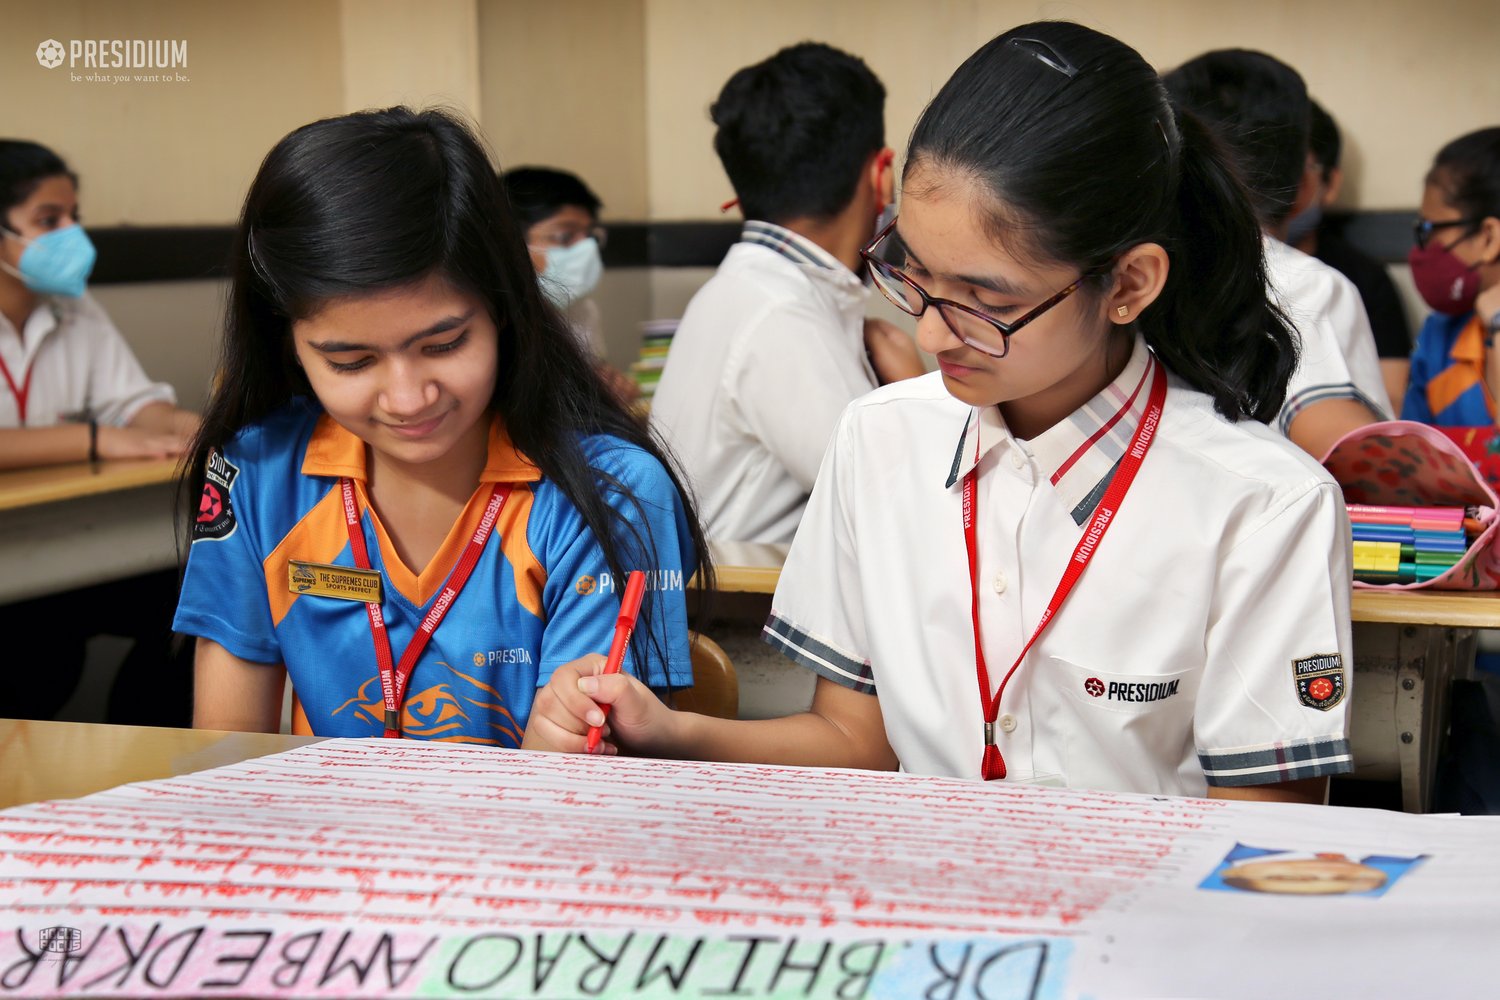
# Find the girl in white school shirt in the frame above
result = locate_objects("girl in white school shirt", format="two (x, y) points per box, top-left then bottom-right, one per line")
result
(528, 22), (1355, 803)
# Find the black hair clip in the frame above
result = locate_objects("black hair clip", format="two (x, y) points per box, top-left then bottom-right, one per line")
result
(1006, 37), (1078, 79)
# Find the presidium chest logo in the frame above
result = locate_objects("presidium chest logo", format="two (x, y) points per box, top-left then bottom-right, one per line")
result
(1293, 654), (1346, 711)
(193, 450), (240, 542)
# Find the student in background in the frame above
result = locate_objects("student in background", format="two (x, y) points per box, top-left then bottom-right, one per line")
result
(177, 108), (708, 742)
(1294, 101), (1414, 408)
(527, 23), (1353, 804)
(0, 140), (197, 468)
(1165, 51), (1390, 460)
(502, 167), (639, 405)
(649, 42), (924, 544)
(1401, 127), (1500, 427)
(502, 167), (608, 357)
(0, 139), (199, 726)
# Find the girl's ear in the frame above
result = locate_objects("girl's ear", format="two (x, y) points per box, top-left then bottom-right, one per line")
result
(1106, 243), (1169, 325)
(1476, 216), (1500, 267)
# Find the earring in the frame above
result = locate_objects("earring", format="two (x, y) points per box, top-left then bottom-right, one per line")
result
(1116, 305), (1129, 319)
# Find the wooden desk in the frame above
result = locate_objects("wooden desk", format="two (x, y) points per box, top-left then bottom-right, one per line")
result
(0, 458), (179, 603)
(704, 539), (788, 594)
(0, 718), (320, 809)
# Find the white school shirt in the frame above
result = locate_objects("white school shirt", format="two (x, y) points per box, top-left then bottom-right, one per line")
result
(1264, 235), (1392, 433)
(0, 294), (175, 428)
(765, 338), (1354, 796)
(650, 221), (877, 544)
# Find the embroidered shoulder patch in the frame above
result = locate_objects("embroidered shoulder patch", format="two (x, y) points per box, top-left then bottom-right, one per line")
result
(1292, 653), (1346, 711)
(193, 449), (240, 542)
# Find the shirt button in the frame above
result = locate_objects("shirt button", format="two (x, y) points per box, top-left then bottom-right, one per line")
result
(998, 714), (1018, 733)
(992, 572), (1007, 594)
(1010, 449), (1025, 469)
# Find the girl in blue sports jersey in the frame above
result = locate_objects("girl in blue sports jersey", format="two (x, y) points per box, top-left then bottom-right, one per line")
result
(175, 107), (710, 745)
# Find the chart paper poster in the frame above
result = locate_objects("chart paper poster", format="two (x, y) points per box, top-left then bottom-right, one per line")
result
(1, 740), (1495, 997)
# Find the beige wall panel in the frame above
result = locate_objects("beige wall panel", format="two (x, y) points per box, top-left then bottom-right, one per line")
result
(340, 0), (481, 117)
(91, 280), (227, 413)
(478, 0), (648, 219)
(643, 0), (1498, 218)
(3, 0), (345, 225)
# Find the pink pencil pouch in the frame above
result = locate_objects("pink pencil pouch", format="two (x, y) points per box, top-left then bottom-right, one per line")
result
(1320, 420), (1500, 590)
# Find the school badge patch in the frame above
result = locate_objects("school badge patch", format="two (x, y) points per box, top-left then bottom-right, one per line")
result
(193, 449), (240, 542)
(1292, 653), (1346, 711)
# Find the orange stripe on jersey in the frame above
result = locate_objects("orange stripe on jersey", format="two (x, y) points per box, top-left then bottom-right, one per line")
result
(1427, 317), (1494, 419)
(1427, 363), (1483, 418)
(263, 486), (350, 628)
(497, 487), (545, 619)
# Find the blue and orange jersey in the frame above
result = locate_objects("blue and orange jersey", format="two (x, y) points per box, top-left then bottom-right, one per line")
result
(174, 400), (695, 744)
(1402, 311), (1496, 426)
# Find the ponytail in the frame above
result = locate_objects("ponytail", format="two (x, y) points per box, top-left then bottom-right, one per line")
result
(1138, 107), (1297, 423)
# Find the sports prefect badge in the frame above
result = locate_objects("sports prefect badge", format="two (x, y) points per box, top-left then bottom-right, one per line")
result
(288, 561), (382, 603)
(1292, 653), (1346, 711)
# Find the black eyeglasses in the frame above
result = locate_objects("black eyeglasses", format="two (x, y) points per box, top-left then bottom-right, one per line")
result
(859, 217), (1091, 359)
(1413, 216), (1482, 251)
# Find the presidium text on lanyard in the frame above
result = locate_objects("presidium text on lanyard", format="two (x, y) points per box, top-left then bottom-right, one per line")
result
(341, 477), (512, 738)
(963, 356), (1166, 780)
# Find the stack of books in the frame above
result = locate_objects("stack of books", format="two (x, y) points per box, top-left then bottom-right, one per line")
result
(630, 319), (677, 401)
(1350, 504), (1472, 584)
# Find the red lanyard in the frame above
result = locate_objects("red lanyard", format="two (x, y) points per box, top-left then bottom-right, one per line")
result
(340, 477), (511, 737)
(963, 359), (1166, 780)
(0, 352), (33, 425)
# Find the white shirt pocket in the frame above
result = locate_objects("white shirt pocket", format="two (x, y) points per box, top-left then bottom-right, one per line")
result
(1046, 655), (1203, 795)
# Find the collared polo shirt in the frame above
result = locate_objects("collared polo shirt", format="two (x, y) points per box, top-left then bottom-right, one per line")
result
(650, 220), (878, 544)
(1401, 310), (1494, 426)
(1264, 236), (1392, 433)
(174, 401), (695, 744)
(765, 338), (1354, 796)
(0, 294), (175, 427)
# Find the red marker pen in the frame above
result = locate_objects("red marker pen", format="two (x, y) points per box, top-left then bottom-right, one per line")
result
(585, 570), (647, 754)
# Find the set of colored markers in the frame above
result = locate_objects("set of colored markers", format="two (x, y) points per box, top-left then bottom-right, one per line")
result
(1350, 504), (1475, 584)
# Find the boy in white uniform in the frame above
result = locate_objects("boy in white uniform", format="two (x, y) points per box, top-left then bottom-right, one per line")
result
(650, 42), (922, 544)
(1165, 50), (1390, 460)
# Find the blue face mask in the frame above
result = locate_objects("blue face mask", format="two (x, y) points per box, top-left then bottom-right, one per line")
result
(538, 237), (603, 308)
(0, 224), (97, 298)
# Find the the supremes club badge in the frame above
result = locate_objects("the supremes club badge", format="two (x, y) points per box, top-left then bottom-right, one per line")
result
(194, 449), (239, 542)
(1293, 653), (1346, 711)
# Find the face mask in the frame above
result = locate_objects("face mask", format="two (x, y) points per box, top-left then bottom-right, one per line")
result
(1408, 239), (1481, 316)
(1284, 199), (1323, 247)
(538, 237), (602, 308)
(0, 223), (97, 298)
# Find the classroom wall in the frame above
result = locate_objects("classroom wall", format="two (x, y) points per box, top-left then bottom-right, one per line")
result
(641, 0), (1500, 217)
(5, 1), (1494, 398)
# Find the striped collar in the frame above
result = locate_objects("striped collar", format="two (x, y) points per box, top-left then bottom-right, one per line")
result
(740, 220), (846, 272)
(945, 337), (1159, 526)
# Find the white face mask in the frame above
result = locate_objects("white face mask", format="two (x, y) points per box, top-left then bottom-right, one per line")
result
(537, 237), (603, 308)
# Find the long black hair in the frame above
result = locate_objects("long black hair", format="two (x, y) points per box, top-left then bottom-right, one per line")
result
(906, 22), (1296, 423)
(180, 106), (710, 680)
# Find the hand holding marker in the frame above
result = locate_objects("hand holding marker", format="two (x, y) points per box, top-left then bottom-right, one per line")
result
(585, 570), (647, 754)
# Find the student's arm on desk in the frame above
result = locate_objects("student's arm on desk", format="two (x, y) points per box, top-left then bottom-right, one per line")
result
(193, 637), (287, 734)
(129, 400), (201, 441)
(0, 422), (189, 470)
(525, 660), (898, 770)
(1209, 777), (1328, 805)
(1285, 398), (1381, 460)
